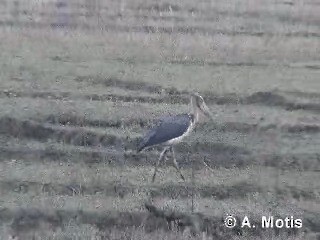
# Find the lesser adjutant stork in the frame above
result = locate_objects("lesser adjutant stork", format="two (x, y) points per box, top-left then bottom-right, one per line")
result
(138, 93), (213, 182)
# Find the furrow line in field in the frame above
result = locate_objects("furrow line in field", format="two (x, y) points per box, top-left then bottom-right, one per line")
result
(0, 116), (251, 158)
(1, 89), (320, 114)
(9, 9), (319, 27)
(45, 112), (320, 134)
(0, 144), (319, 171)
(8, 1), (320, 24)
(1, 207), (318, 237)
(0, 179), (318, 201)
(0, 20), (319, 38)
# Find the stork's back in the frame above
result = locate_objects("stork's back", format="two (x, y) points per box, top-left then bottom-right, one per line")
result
(137, 114), (194, 152)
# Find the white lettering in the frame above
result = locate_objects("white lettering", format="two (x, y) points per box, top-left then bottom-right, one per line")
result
(275, 219), (284, 228)
(241, 216), (251, 228)
(261, 216), (273, 228)
(294, 219), (303, 228)
(261, 216), (302, 229)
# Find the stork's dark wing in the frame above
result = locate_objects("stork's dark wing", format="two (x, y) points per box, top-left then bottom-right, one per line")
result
(137, 114), (192, 152)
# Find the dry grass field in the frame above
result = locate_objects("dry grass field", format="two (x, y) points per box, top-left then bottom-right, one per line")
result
(0, 0), (319, 239)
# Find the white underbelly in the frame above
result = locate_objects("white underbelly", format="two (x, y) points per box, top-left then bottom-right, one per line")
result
(164, 123), (194, 145)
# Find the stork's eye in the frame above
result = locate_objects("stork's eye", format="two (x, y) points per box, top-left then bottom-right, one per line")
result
(197, 97), (204, 105)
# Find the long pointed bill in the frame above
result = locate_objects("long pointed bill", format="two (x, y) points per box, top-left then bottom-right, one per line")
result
(201, 103), (214, 120)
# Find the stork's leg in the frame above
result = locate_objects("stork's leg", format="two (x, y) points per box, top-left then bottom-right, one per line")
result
(152, 146), (170, 182)
(170, 146), (185, 181)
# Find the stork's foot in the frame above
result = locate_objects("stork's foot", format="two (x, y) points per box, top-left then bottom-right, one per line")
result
(151, 168), (164, 182)
(152, 173), (156, 183)
(179, 173), (185, 181)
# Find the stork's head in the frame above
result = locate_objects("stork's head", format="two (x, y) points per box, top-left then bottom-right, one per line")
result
(190, 92), (214, 122)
